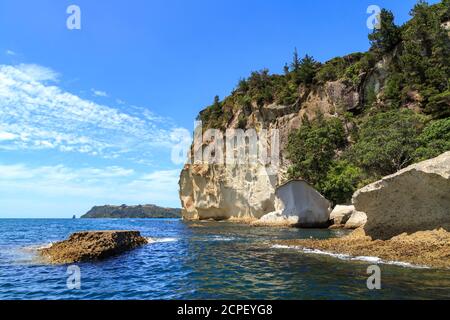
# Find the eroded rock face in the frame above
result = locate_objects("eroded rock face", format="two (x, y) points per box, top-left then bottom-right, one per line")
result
(353, 152), (450, 240)
(180, 164), (278, 221)
(179, 78), (370, 221)
(39, 231), (148, 264)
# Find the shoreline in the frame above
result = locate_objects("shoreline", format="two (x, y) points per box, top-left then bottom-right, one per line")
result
(275, 228), (450, 270)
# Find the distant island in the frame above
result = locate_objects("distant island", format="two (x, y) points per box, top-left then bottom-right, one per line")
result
(81, 204), (182, 219)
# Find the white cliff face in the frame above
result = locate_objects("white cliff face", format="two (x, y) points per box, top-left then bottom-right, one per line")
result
(179, 79), (370, 222)
(180, 163), (278, 221)
(353, 151), (450, 240)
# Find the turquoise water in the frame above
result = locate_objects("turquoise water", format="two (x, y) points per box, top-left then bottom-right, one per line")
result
(0, 219), (449, 300)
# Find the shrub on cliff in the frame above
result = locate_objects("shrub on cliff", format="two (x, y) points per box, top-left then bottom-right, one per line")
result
(287, 114), (347, 188)
(414, 117), (450, 161)
(349, 109), (427, 178)
(320, 161), (364, 205)
(396, 1), (450, 118)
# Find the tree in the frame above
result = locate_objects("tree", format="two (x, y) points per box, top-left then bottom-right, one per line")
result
(414, 117), (450, 161)
(349, 109), (427, 178)
(368, 9), (401, 54)
(321, 161), (364, 205)
(290, 48), (301, 72)
(287, 115), (347, 187)
(297, 55), (319, 85)
(399, 1), (450, 117)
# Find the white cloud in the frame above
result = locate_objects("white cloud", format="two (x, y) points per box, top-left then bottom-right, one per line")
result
(0, 64), (178, 162)
(6, 50), (16, 56)
(91, 89), (108, 97)
(0, 131), (18, 141)
(16, 63), (60, 82)
(0, 163), (180, 204)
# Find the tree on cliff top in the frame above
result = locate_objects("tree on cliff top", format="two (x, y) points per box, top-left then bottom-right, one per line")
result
(368, 9), (401, 55)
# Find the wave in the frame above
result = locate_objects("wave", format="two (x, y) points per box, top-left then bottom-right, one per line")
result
(22, 243), (54, 252)
(146, 237), (178, 244)
(271, 245), (430, 269)
(209, 235), (238, 242)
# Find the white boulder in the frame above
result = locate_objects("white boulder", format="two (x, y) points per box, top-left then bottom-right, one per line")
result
(330, 205), (355, 226)
(255, 180), (332, 227)
(353, 152), (450, 239)
(344, 211), (368, 229)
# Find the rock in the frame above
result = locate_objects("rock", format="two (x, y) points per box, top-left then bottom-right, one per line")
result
(252, 211), (298, 227)
(330, 205), (355, 226)
(254, 180), (332, 228)
(344, 211), (368, 229)
(353, 152), (450, 240)
(180, 163), (278, 221)
(276, 228), (450, 269)
(39, 231), (148, 264)
(179, 76), (369, 222)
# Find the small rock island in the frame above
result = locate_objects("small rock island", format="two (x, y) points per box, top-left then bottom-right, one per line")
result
(81, 204), (181, 219)
(39, 231), (148, 264)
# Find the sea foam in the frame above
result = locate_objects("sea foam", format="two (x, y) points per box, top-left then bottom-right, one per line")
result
(271, 244), (430, 269)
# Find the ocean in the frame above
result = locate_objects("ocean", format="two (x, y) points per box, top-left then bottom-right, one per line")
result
(0, 219), (449, 300)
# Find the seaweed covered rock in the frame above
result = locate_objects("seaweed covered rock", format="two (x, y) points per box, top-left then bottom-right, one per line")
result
(39, 231), (148, 264)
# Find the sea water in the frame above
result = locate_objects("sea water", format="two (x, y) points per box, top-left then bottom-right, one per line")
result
(0, 219), (449, 300)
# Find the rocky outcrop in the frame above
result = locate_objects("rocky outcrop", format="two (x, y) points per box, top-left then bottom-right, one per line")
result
(329, 205), (367, 229)
(39, 231), (148, 264)
(179, 77), (374, 221)
(329, 205), (355, 226)
(277, 228), (450, 269)
(180, 164), (278, 221)
(353, 152), (450, 240)
(253, 180), (332, 227)
(344, 211), (368, 229)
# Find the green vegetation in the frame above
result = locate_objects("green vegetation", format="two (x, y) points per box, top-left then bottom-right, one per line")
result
(349, 110), (427, 177)
(287, 114), (347, 188)
(81, 205), (182, 219)
(197, 1), (449, 204)
(287, 109), (449, 205)
(368, 9), (401, 55)
(414, 117), (450, 160)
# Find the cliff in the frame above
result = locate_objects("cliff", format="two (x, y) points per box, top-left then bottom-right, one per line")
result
(81, 204), (181, 219)
(179, 1), (450, 222)
(180, 74), (380, 221)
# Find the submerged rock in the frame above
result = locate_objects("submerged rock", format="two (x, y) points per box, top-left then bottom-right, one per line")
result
(254, 180), (331, 228)
(353, 152), (450, 240)
(39, 231), (148, 264)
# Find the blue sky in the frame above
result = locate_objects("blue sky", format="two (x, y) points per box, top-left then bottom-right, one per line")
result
(0, 0), (438, 218)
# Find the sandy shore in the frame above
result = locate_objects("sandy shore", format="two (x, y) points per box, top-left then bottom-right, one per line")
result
(276, 228), (450, 269)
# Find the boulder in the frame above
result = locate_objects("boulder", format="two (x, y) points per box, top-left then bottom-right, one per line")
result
(39, 231), (148, 264)
(353, 152), (450, 240)
(252, 211), (298, 227)
(344, 211), (368, 229)
(255, 180), (331, 227)
(330, 205), (355, 226)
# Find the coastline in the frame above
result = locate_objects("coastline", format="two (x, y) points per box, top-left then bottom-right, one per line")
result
(275, 228), (450, 269)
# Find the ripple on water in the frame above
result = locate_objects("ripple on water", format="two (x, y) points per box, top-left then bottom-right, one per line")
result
(0, 219), (449, 300)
